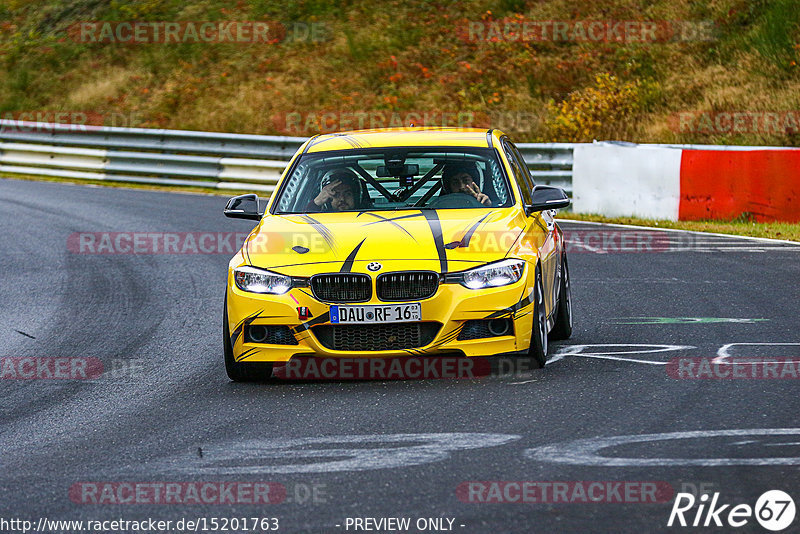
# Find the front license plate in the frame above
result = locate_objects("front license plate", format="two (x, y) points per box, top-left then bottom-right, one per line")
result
(330, 303), (421, 324)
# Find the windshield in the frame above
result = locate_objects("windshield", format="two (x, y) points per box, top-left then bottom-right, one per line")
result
(271, 147), (514, 214)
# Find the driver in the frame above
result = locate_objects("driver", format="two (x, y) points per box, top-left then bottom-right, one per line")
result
(442, 163), (491, 206)
(306, 170), (364, 212)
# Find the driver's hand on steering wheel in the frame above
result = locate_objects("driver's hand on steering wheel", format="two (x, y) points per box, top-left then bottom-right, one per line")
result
(463, 181), (491, 206)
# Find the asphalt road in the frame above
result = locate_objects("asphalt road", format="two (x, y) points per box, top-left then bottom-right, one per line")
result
(1, 178), (800, 534)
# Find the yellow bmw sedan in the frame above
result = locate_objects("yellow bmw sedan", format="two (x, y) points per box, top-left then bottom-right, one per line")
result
(222, 128), (572, 381)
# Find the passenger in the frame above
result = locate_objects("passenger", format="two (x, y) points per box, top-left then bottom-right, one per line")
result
(306, 170), (364, 212)
(442, 163), (491, 206)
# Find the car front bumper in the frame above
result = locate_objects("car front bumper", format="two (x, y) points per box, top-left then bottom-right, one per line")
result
(226, 263), (535, 363)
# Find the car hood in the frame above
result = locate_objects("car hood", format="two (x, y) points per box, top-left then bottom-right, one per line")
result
(244, 207), (528, 276)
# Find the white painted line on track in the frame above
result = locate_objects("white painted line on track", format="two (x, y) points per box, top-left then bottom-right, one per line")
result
(548, 344), (695, 366)
(563, 239), (608, 254)
(560, 219), (800, 246)
(158, 433), (521, 475)
(712, 343), (800, 365)
(525, 429), (800, 466)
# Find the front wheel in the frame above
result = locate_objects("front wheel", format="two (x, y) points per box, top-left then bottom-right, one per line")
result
(548, 253), (573, 341)
(224, 297), (273, 382)
(525, 263), (548, 369)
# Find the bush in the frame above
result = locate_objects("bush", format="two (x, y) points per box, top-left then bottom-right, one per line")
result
(545, 73), (647, 142)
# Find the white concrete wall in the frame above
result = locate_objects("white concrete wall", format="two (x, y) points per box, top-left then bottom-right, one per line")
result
(572, 143), (683, 221)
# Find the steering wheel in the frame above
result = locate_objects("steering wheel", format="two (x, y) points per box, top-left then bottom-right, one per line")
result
(426, 193), (485, 209)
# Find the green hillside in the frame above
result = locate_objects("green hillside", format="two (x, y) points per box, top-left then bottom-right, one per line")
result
(1, 0), (799, 144)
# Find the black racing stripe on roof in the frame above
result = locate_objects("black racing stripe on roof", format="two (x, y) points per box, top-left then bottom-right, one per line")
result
(303, 135), (321, 153)
(307, 135), (332, 150)
(339, 135), (359, 148)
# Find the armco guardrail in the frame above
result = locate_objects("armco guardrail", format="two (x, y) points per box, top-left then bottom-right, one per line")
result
(0, 120), (576, 194)
(0, 120), (306, 193)
(516, 142), (577, 192)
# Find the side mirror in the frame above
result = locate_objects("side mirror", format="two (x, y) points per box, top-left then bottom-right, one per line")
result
(224, 194), (263, 221)
(526, 185), (570, 214)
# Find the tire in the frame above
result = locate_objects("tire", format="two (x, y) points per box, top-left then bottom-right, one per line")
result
(223, 297), (273, 382)
(548, 253), (573, 341)
(524, 263), (548, 369)
(492, 264), (547, 372)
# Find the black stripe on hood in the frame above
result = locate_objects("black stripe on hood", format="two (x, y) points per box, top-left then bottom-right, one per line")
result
(340, 238), (367, 273)
(445, 213), (491, 249)
(422, 210), (447, 273)
(361, 212), (418, 241)
(298, 214), (337, 252)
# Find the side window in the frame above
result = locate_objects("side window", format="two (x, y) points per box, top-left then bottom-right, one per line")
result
(278, 160), (310, 212)
(502, 139), (532, 205)
(508, 141), (535, 191)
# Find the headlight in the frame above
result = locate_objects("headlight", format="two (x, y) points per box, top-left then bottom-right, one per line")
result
(233, 266), (292, 294)
(456, 259), (526, 289)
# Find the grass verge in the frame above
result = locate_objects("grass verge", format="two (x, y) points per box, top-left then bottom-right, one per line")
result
(561, 212), (800, 242)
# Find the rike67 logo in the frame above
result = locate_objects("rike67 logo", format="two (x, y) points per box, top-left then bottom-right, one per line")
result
(668, 490), (795, 531)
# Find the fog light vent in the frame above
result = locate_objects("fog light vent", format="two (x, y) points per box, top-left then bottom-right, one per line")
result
(246, 325), (298, 345)
(457, 319), (512, 340)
